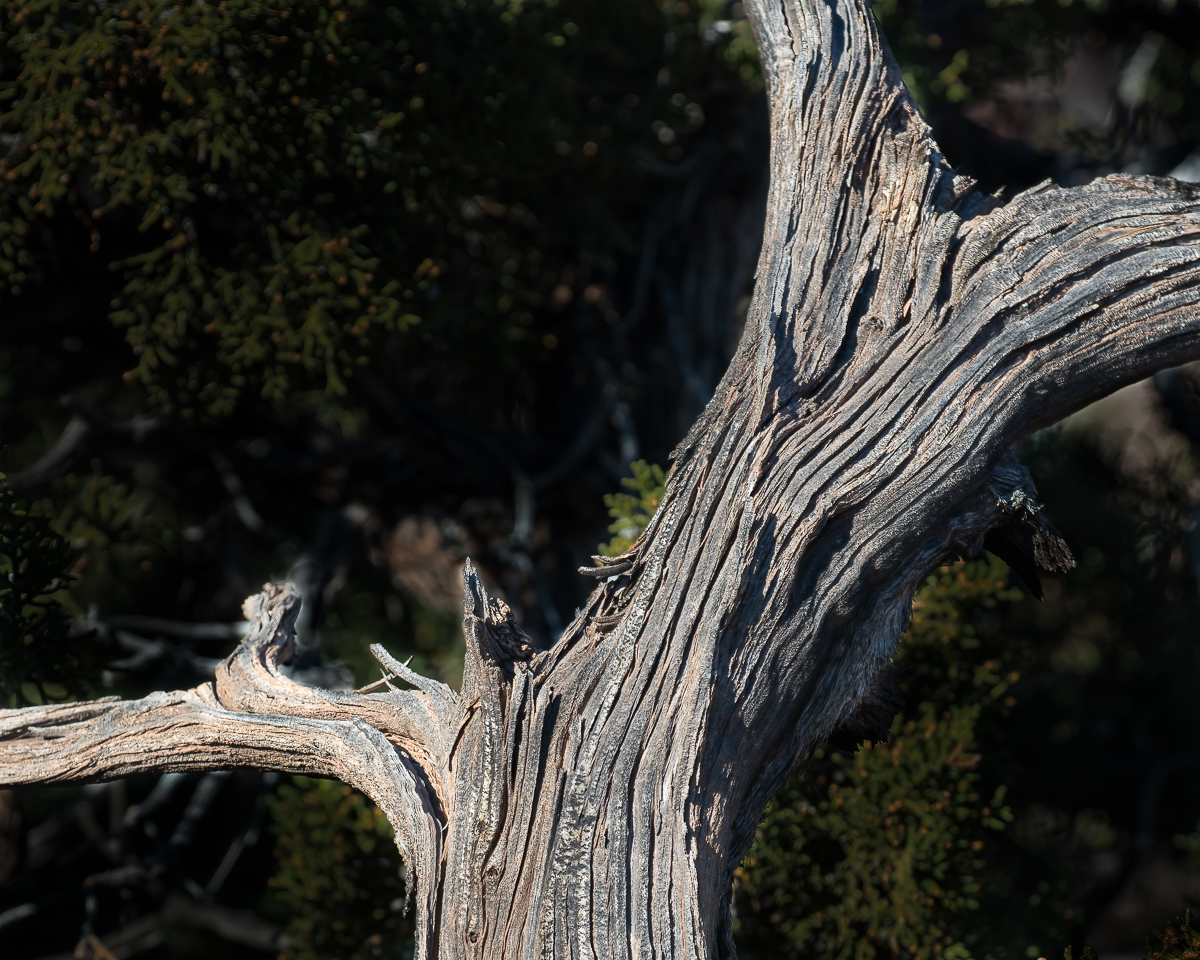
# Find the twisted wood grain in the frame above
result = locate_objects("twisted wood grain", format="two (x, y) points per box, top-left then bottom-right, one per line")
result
(0, 588), (449, 960)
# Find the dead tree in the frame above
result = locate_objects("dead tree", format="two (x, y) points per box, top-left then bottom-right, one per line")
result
(5, 0), (1200, 956)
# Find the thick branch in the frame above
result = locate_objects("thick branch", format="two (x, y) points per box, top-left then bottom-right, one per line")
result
(0, 688), (404, 805)
(0, 586), (451, 960)
(719, 0), (942, 429)
(946, 175), (1200, 435)
(502, 6), (1200, 959)
(733, 0), (1200, 444)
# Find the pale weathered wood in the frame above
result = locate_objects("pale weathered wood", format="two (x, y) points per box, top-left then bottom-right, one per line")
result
(5, 0), (1200, 957)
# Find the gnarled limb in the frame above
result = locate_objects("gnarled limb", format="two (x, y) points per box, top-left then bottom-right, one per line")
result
(483, 4), (1200, 958)
(214, 584), (457, 801)
(946, 175), (1200, 433)
(0, 586), (450, 960)
(576, 3), (1200, 957)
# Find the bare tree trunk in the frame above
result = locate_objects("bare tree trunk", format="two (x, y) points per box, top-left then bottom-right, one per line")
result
(5, 0), (1200, 957)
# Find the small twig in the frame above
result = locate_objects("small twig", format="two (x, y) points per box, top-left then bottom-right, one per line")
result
(161, 894), (285, 950)
(617, 213), (661, 336)
(6, 416), (90, 489)
(593, 357), (640, 467)
(0, 902), (36, 931)
(205, 771), (276, 896)
(109, 630), (166, 672)
(511, 477), (535, 548)
(578, 557), (635, 578)
(353, 671), (399, 695)
(169, 771), (230, 851)
(369, 643), (455, 704)
(105, 629), (224, 675)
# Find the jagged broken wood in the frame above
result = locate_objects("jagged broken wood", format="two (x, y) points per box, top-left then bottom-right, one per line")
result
(5, 0), (1200, 956)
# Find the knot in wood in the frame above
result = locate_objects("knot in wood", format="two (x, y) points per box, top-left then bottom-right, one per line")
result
(996, 487), (1038, 518)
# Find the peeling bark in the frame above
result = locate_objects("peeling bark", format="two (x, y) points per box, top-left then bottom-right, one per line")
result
(5, 0), (1200, 956)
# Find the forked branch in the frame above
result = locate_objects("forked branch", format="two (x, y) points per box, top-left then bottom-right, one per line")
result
(0, 584), (453, 959)
(727, 0), (1200, 447)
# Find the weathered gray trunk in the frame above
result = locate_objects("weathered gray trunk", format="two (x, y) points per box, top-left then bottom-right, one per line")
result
(5, 0), (1200, 957)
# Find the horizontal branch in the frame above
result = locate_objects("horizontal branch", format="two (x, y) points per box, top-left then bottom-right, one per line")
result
(0, 687), (388, 794)
(946, 174), (1200, 437)
(0, 584), (454, 960)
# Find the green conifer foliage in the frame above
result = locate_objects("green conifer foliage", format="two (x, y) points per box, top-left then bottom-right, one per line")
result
(734, 560), (1024, 960)
(48, 468), (181, 616)
(0, 0), (753, 418)
(1140, 912), (1200, 960)
(266, 776), (412, 960)
(598, 458), (664, 555)
(0, 478), (81, 706)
